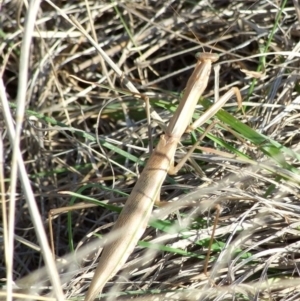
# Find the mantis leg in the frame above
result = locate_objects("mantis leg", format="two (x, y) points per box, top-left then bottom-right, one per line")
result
(168, 87), (242, 175)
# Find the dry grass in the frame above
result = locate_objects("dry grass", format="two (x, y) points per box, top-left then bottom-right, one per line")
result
(1, 0), (300, 300)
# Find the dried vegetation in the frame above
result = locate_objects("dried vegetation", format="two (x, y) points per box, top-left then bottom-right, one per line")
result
(1, 0), (300, 300)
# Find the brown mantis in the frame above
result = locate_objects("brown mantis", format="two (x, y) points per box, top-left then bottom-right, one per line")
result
(84, 52), (242, 301)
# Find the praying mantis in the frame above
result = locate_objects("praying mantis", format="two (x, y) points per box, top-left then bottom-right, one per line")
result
(84, 52), (242, 301)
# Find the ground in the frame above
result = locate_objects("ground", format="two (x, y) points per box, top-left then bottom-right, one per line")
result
(1, 0), (300, 300)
